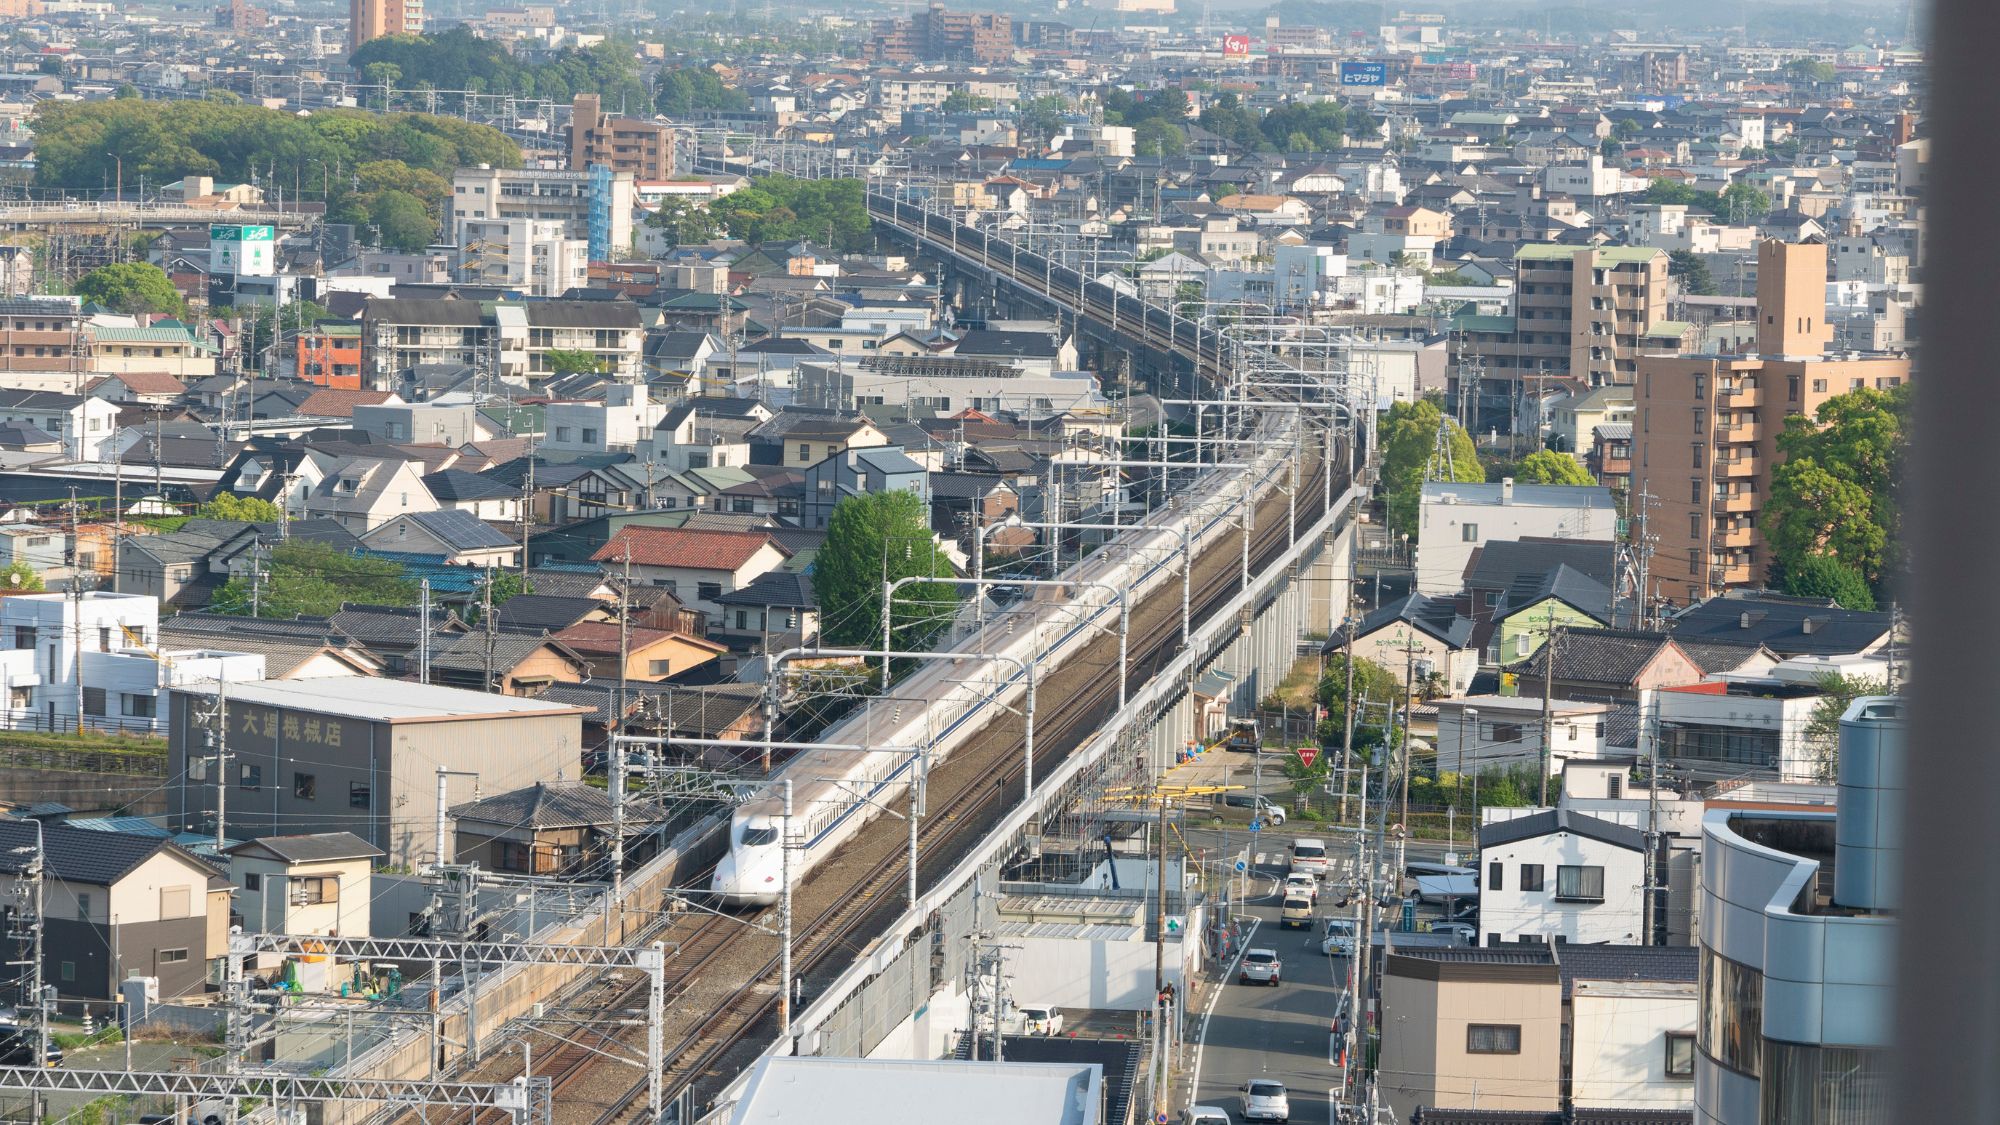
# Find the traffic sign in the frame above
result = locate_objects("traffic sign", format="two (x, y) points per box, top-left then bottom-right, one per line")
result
(1235, 860), (1247, 872)
(1297, 746), (1320, 769)
(1165, 916), (1184, 935)
(1249, 819), (1262, 832)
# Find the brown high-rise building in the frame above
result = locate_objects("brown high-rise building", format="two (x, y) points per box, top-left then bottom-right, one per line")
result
(873, 4), (1013, 64)
(349, 0), (422, 54)
(569, 94), (674, 181)
(1630, 241), (1911, 607)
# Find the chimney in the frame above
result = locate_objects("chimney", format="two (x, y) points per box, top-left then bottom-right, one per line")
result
(1834, 697), (1904, 911)
(1500, 477), (1515, 505)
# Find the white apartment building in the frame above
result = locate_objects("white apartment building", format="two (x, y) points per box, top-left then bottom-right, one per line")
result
(450, 165), (635, 259)
(455, 217), (590, 297)
(544, 382), (668, 456)
(1415, 479), (1618, 595)
(0, 592), (262, 734)
(1477, 807), (1648, 946)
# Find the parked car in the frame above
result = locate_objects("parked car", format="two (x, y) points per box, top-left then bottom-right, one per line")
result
(1217, 792), (1287, 826)
(1427, 921), (1477, 945)
(1241, 1079), (1290, 1123)
(0, 1029), (60, 1068)
(1238, 947), (1282, 985)
(1283, 873), (1318, 904)
(1289, 838), (1330, 880)
(1018, 1004), (1062, 1036)
(1223, 717), (1261, 752)
(1321, 917), (1358, 957)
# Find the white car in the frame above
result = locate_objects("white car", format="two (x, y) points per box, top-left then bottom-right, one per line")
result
(1428, 921), (1477, 945)
(1183, 1108), (1232, 1125)
(1241, 1079), (1290, 1123)
(1283, 873), (1318, 904)
(1018, 1004), (1062, 1036)
(1321, 917), (1357, 957)
(1238, 947), (1282, 986)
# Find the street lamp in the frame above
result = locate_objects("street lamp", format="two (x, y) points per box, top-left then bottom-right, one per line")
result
(105, 152), (121, 204)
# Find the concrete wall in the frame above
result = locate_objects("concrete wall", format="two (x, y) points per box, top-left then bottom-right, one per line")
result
(1570, 980), (1697, 1108)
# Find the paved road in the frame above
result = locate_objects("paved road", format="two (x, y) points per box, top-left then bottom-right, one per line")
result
(1189, 858), (1352, 1125)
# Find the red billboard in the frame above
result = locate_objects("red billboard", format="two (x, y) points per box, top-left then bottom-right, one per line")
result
(1223, 34), (1250, 57)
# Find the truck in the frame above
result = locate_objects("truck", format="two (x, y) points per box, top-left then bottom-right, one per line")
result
(1224, 717), (1261, 753)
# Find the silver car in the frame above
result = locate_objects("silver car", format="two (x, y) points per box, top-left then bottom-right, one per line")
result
(1241, 1079), (1289, 1123)
(1238, 947), (1282, 986)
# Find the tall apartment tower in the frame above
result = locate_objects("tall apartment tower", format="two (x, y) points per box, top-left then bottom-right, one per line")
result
(569, 94), (674, 181)
(1631, 240), (1910, 606)
(349, 0), (422, 53)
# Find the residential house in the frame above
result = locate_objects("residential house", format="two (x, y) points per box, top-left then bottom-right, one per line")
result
(300, 455), (440, 533)
(1654, 678), (1830, 783)
(544, 382), (669, 456)
(224, 832), (380, 941)
(551, 621), (726, 682)
(591, 527), (790, 625)
(747, 410), (891, 469)
(0, 820), (222, 1001)
(1433, 695), (1618, 780)
(89, 371), (187, 407)
(1329, 593), (1479, 696)
(801, 445), (931, 529)
(1379, 945), (1563, 1116)
(361, 510), (520, 568)
(84, 323), (218, 381)
(712, 571), (817, 653)
(950, 330), (1078, 375)
(0, 389), (120, 460)
(1504, 627), (1775, 707)
(158, 613), (381, 680)
(1477, 809), (1649, 946)
(428, 631), (591, 696)
(1666, 592), (1892, 659)
(1415, 479), (1618, 596)
(449, 781), (668, 874)
(1548, 386), (1633, 457)
(1489, 565), (1614, 665)
(421, 468), (523, 522)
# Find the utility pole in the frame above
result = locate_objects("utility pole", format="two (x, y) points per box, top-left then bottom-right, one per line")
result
(480, 572), (496, 692)
(1538, 605), (1561, 807)
(66, 487), (85, 733)
(249, 543), (262, 617)
(418, 578), (432, 685)
(208, 678), (230, 849)
(518, 438), (536, 578)
(1642, 689), (1664, 946)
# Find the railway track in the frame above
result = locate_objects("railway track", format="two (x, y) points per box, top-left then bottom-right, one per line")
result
(414, 190), (1353, 1125)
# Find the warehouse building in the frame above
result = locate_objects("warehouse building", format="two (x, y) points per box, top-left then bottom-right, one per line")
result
(166, 679), (587, 865)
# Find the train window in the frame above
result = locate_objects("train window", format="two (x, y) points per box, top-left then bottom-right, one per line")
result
(741, 825), (779, 846)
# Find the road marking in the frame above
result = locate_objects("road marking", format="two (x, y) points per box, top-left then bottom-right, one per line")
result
(1190, 915), (1260, 1113)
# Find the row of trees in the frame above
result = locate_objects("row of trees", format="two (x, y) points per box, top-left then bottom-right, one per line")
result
(1643, 177), (1773, 221)
(1379, 399), (1483, 531)
(32, 98), (519, 251)
(648, 176), (873, 252)
(349, 29), (648, 114)
(655, 66), (748, 117)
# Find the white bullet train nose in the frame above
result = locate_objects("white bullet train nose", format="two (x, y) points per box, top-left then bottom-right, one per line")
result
(710, 842), (783, 907)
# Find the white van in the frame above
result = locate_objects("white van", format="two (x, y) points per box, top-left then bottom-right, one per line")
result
(1290, 838), (1330, 880)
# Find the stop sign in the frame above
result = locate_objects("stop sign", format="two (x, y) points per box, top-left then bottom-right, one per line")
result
(1297, 746), (1320, 769)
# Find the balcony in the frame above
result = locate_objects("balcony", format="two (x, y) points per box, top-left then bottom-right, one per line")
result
(1717, 383), (1763, 408)
(1711, 456), (1756, 480)
(1713, 421), (1758, 444)
(1715, 489), (1758, 513)
(1710, 525), (1755, 550)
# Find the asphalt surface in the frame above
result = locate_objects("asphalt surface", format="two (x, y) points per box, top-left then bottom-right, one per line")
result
(1188, 848), (1353, 1125)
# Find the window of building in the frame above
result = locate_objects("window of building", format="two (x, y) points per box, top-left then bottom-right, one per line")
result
(82, 687), (106, 717)
(1488, 861), (1502, 891)
(1693, 411), (1705, 434)
(239, 764), (262, 790)
(698, 581), (723, 602)
(159, 885), (190, 919)
(1556, 864), (1605, 901)
(293, 773), (317, 800)
(1488, 723), (1524, 743)
(12, 626), (33, 649)
(292, 876), (337, 905)
(1665, 1031), (1695, 1077)
(1692, 479), (1703, 504)
(76, 892), (91, 920)
(1690, 513), (1701, 540)
(122, 694), (155, 718)
(1700, 948), (1763, 1078)
(797, 443), (811, 461)
(1520, 864), (1544, 892)
(244, 873), (262, 892)
(158, 948), (189, 964)
(1461, 523), (1479, 542)
(59, 962), (74, 982)
(1467, 1024), (1522, 1054)
(1691, 443), (1705, 470)
(350, 782), (371, 809)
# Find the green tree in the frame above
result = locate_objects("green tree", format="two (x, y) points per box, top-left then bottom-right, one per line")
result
(370, 189), (435, 252)
(815, 491), (956, 656)
(1718, 181), (1772, 221)
(195, 494), (283, 523)
(363, 62), (402, 110)
(941, 89), (994, 113)
(74, 262), (183, 316)
(645, 198), (720, 248)
(1669, 249), (1719, 296)
(1379, 399), (1483, 531)
(1134, 119), (1187, 157)
(1785, 58), (1837, 85)
(1779, 554), (1876, 611)
(215, 541), (414, 618)
(1765, 384), (1910, 589)
(1511, 450), (1594, 486)
(653, 66), (749, 117)
(467, 570), (531, 622)
(1314, 653), (1404, 748)
(114, 84), (140, 100)
(542, 348), (605, 376)
(708, 176), (872, 251)
(1800, 672), (1886, 782)
(1016, 95), (1067, 144)
(0, 562), (45, 593)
